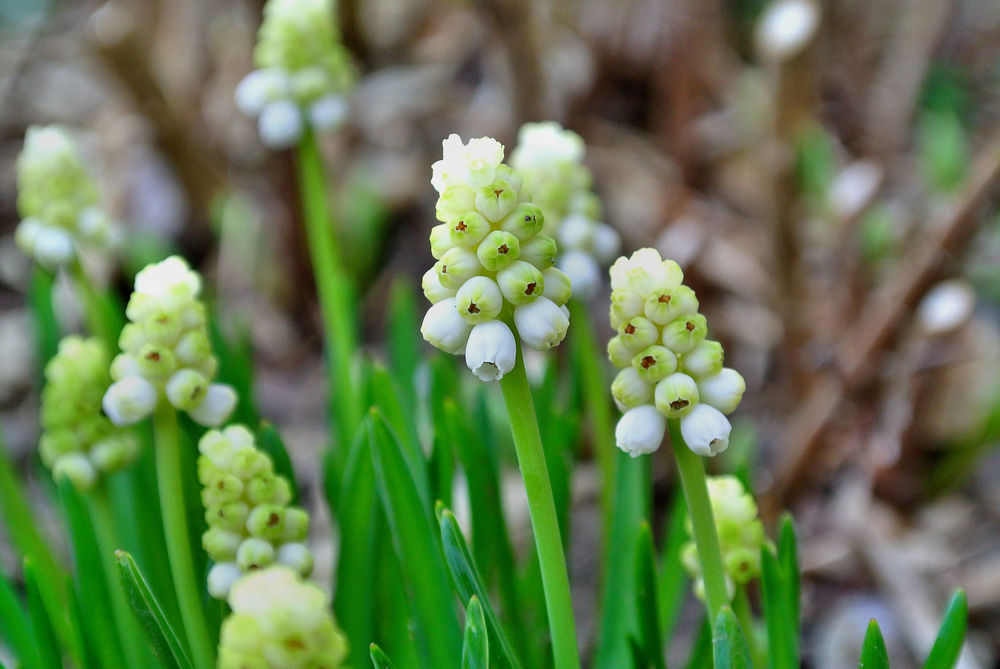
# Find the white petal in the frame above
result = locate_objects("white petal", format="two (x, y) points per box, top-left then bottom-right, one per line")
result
(102, 377), (158, 426)
(464, 320), (516, 382)
(513, 297), (569, 351)
(207, 562), (244, 600)
(615, 405), (666, 457)
(558, 251), (601, 301)
(680, 404), (731, 456)
(421, 298), (472, 355)
(187, 383), (237, 427)
(33, 227), (74, 269)
(308, 94), (349, 131)
(258, 100), (303, 149)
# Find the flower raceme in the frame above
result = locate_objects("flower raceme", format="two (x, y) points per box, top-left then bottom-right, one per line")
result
(39, 336), (139, 491)
(198, 425), (313, 599)
(102, 256), (237, 427)
(608, 248), (746, 457)
(15, 125), (115, 269)
(511, 122), (621, 299)
(217, 566), (348, 668)
(421, 134), (572, 381)
(235, 0), (354, 148)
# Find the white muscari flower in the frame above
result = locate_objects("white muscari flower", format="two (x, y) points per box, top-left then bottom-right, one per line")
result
(755, 0), (820, 63)
(680, 404), (731, 457)
(509, 121), (585, 168)
(258, 100), (304, 149)
(558, 250), (601, 300)
(610, 249), (683, 295)
(421, 298), (471, 355)
(557, 213), (594, 249)
(276, 542), (314, 574)
(496, 261), (545, 306)
(103, 377), (158, 426)
(611, 367), (653, 411)
(465, 320), (516, 381)
(615, 405), (666, 457)
(590, 223), (622, 265)
(680, 340), (724, 378)
(654, 372), (699, 418)
(33, 227), (75, 270)
(51, 453), (97, 491)
(514, 297), (570, 351)
(208, 562), (244, 600)
(432, 135), (505, 193)
(540, 267), (572, 307)
(421, 267), (455, 304)
(455, 276), (504, 324)
(309, 94), (349, 131)
(234, 68), (290, 116)
(697, 368), (746, 415)
(917, 280), (975, 335)
(187, 384), (239, 427)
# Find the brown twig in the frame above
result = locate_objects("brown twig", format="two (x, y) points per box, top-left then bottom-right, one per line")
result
(768, 126), (1000, 511)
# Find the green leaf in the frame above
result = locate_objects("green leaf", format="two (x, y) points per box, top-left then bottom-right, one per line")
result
(859, 619), (890, 669)
(370, 364), (428, 504)
(370, 643), (399, 669)
(634, 522), (665, 669)
(761, 546), (798, 669)
(115, 551), (194, 669)
(207, 312), (258, 427)
(778, 514), (800, 630)
(658, 486), (690, 645)
(685, 618), (713, 669)
(369, 410), (462, 668)
(463, 595), (489, 669)
(0, 567), (41, 668)
(28, 266), (60, 370)
(256, 421), (299, 505)
(24, 559), (63, 669)
(923, 590), (967, 669)
(438, 506), (524, 669)
(387, 278), (420, 407)
(712, 607), (752, 669)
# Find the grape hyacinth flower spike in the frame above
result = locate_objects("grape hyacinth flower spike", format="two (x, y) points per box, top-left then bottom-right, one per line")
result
(421, 134), (572, 381)
(235, 0), (355, 148)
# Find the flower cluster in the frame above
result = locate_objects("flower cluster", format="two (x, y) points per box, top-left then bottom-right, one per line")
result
(681, 475), (768, 600)
(609, 248), (746, 457)
(102, 256), (237, 427)
(197, 425), (313, 599)
(39, 336), (139, 491)
(421, 134), (573, 381)
(15, 125), (115, 269)
(510, 122), (620, 299)
(235, 0), (354, 148)
(217, 566), (348, 668)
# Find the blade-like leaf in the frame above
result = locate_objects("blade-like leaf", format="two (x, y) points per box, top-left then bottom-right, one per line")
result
(370, 643), (399, 669)
(923, 589), (967, 669)
(658, 486), (690, 645)
(712, 607), (752, 669)
(463, 596), (489, 669)
(685, 618), (713, 669)
(439, 507), (524, 669)
(115, 551), (194, 669)
(371, 364), (428, 504)
(386, 278), (420, 407)
(369, 410), (462, 668)
(761, 546), (798, 669)
(24, 559), (63, 669)
(0, 566), (42, 668)
(634, 522), (665, 669)
(778, 514), (800, 630)
(859, 619), (890, 669)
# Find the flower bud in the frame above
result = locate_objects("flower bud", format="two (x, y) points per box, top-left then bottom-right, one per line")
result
(661, 313), (708, 354)
(204, 528), (244, 560)
(52, 453), (97, 491)
(679, 404), (731, 457)
(421, 298), (471, 355)
(558, 250), (601, 301)
(514, 297), (570, 351)
(165, 369), (209, 411)
(436, 185), (477, 221)
(654, 372), (700, 418)
(607, 336), (634, 368)
(282, 508), (310, 542)
(697, 368), (746, 415)
(247, 505), (287, 541)
(497, 261), (545, 306)
(246, 473), (293, 506)
(276, 542), (314, 575)
(455, 276), (503, 324)
(308, 94), (349, 131)
(234, 68), (289, 116)
(499, 203), (544, 239)
(681, 340), (724, 378)
(14, 218), (42, 254)
(518, 234), (557, 269)
(618, 316), (659, 353)
(421, 267), (455, 304)
(174, 330), (212, 366)
(258, 99), (303, 149)
(643, 285), (699, 325)
(448, 211), (491, 248)
(237, 537), (276, 570)
(540, 267), (571, 307)
(590, 223), (622, 265)
(429, 223), (452, 260)
(615, 404), (666, 457)
(207, 562), (243, 600)
(610, 249), (683, 295)
(610, 290), (645, 330)
(475, 181), (517, 221)
(136, 344), (176, 378)
(557, 213), (594, 249)
(632, 345), (679, 384)
(465, 320), (516, 382)
(209, 502), (251, 533)
(103, 377), (158, 426)
(89, 435), (139, 472)
(33, 227), (74, 269)
(435, 247), (482, 289)
(476, 230), (521, 272)
(188, 384), (238, 427)
(611, 367), (653, 410)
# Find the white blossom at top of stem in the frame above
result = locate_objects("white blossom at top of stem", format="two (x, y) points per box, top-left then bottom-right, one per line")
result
(431, 135), (506, 193)
(679, 404), (732, 457)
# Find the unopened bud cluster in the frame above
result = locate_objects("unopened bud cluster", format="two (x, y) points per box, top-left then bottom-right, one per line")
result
(421, 134), (572, 381)
(218, 566), (347, 668)
(15, 125), (115, 269)
(510, 122), (620, 299)
(681, 475), (768, 601)
(609, 248), (745, 457)
(39, 336), (139, 491)
(235, 0), (354, 148)
(197, 425), (313, 599)
(102, 256), (237, 427)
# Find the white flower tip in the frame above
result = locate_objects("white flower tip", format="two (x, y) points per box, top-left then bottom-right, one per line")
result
(276, 542), (314, 575)
(207, 562), (244, 600)
(558, 251), (601, 301)
(918, 280), (975, 335)
(258, 100), (304, 149)
(756, 0), (820, 62)
(465, 320), (516, 382)
(421, 298), (471, 355)
(680, 404), (732, 457)
(33, 227), (75, 269)
(309, 94), (349, 131)
(187, 383), (238, 427)
(514, 297), (570, 351)
(102, 377), (158, 426)
(615, 404), (666, 457)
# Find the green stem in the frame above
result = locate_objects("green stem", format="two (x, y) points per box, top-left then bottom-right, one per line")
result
(733, 585), (763, 667)
(153, 403), (214, 669)
(69, 258), (118, 350)
(295, 132), (361, 461)
(498, 350), (580, 669)
(89, 486), (154, 669)
(668, 419), (729, 623)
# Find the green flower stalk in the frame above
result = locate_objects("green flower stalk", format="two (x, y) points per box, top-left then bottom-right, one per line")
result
(198, 425), (313, 599)
(40, 336), (139, 491)
(235, 0), (355, 148)
(15, 125), (115, 269)
(218, 566), (348, 668)
(510, 122), (621, 299)
(102, 256), (237, 428)
(681, 475), (769, 600)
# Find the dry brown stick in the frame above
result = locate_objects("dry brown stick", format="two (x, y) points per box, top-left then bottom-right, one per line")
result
(769, 126), (1000, 510)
